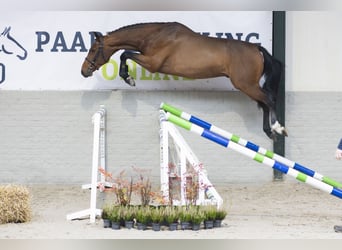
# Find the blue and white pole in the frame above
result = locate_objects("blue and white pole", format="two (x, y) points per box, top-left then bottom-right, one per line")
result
(162, 111), (342, 200)
(161, 102), (342, 189)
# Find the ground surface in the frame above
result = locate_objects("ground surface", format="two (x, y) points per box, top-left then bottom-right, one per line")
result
(1, 181), (342, 239)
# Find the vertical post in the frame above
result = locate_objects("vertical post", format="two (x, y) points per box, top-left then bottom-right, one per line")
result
(180, 150), (187, 205)
(66, 106), (105, 223)
(272, 11), (286, 180)
(159, 113), (170, 203)
(99, 105), (106, 184)
(89, 112), (101, 223)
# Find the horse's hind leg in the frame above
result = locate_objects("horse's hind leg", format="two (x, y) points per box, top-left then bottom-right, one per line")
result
(119, 51), (138, 86)
(270, 109), (288, 137)
(240, 83), (287, 139)
(257, 102), (273, 139)
(262, 92), (287, 138)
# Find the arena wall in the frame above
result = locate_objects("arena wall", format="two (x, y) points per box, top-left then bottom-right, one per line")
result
(1, 11), (342, 186)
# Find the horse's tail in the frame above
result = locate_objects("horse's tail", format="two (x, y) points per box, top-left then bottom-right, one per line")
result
(258, 46), (282, 103)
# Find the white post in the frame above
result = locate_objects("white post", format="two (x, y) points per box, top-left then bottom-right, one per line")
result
(99, 105), (106, 184)
(180, 150), (187, 205)
(159, 111), (223, 208)
(66, 106), (107, 223)
(89, 111), (101, 223)
(159, 112), (170, 204)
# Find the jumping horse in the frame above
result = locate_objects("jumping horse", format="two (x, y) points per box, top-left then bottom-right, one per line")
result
(81, 22), (287, 139)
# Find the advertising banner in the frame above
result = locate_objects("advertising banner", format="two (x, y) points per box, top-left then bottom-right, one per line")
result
(0, 11), (272, 90)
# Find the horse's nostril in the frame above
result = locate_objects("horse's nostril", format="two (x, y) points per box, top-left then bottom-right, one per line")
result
(81, 70), (89, 78)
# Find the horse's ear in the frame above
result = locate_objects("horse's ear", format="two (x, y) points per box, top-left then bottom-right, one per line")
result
(94, 32), (103, 40)
(1, 26), (11, 36)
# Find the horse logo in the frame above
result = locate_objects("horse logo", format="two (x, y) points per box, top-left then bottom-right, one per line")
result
(0, 26), (28, 84)
(0, 26), (27, 60)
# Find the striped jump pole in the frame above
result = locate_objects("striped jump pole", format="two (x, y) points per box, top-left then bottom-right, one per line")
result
(162, 111), (342, 200)
(160, 102), (342, 189)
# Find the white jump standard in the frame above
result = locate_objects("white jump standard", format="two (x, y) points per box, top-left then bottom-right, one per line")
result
(67, 105), (111, 223)
(161, 105), (342, 200)
(159, 111), (223, 207)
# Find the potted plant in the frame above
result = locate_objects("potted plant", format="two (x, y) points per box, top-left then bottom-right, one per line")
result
(132, 167), (153, 206)
(203, 206), (216, 229)
(150, 206), (164, 231)
(135, 206), (150, 230)
(214, 208), (227, 227)
(165, 206), (179, 231)
(101, 204), (112, 228)
(179, 207), (191, 230)
(189, 206), (204, 231)
(108, 206), (122, 230)
(122, 206), (135, 229)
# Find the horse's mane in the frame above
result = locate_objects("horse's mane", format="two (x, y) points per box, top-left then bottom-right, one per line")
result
(107, 22), (178, 35)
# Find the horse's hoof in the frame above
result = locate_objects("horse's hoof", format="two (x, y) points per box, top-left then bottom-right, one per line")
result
(271, 121), (288, 137)
(282, 128), (288, 137)
(125, 76), (136, 86)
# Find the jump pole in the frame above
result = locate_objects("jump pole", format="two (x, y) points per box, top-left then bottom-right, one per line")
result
(161, 102), (342, 189)
(163, 111), (342, 200)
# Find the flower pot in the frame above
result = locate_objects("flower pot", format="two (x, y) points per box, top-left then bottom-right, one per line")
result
(124, 220), (134, 229)
(111, 221), (121, 230)
(192, 223), (201, 231)
(180, 221), (190, 230)
(214, 219), (222, 228)
(204, 220), (214, 229)
(152, 222), (161, 231)
(168, 222), (178, 231)
(136, 222), (147, 230)
(103, 219), (111, 228)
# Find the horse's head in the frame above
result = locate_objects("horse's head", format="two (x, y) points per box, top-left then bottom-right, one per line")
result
(0, 26), (27, 60)
(81, 32), (112, 78)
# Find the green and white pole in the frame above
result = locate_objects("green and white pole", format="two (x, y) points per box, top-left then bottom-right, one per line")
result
(161, 102), (342, 189)
(162, 111), (342, 200)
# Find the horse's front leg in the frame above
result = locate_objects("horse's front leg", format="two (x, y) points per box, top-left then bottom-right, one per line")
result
(119, 50), (139, 86)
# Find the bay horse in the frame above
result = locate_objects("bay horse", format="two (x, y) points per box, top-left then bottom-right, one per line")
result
(81, 22), (287, 139)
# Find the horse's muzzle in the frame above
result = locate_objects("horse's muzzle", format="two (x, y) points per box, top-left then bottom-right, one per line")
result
(81, 69), (92, 78)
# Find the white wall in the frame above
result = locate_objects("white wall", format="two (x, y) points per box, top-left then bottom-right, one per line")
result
(286, 11), (342, 91)
(2, 11), (342, 187)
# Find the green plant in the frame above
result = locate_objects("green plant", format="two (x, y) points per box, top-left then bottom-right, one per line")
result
(179, 207), (191, 223)
(189, 206), (204, 225)
(101, 204), (112, 220)
(135, 206), (151, 225)
(164, 206), (179, 225)
(215, 208), (227, 221)
(203, 206), (217, 221)
(190, 210), (204, 225)
(108, 206), (122, 222)
(150, 207), (164, 224)
(122, 206), (135, 221)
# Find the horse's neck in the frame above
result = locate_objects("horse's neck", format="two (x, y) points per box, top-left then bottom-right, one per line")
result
(105, 26), (158, 52)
